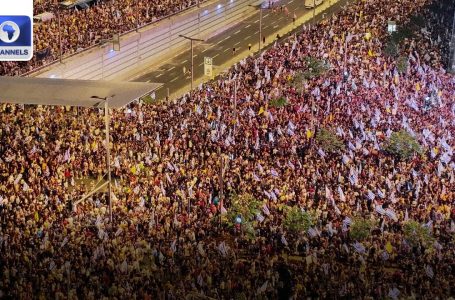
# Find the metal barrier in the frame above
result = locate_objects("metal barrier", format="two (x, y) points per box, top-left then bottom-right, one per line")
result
(32, 0), (258, 80)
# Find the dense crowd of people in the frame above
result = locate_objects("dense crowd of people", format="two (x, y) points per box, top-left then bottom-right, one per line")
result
(1, 0), (455, 298)
(0, 0), (203, 76)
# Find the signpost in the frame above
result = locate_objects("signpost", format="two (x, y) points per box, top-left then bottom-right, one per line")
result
(204, 56), (213, 78)
(387, 20), (397, 34)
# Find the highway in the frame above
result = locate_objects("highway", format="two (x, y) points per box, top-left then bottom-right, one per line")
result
(133, 0), (348, 101)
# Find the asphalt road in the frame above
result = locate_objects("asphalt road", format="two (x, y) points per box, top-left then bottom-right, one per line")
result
(133, 0), (347, 101)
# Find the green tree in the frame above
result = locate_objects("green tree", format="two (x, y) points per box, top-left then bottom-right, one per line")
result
(350, 216), (376, 241)
(303, 57), (330, 79)
(269, 97), (288, 108)
(292, 71), (305, 95)
(403, 220), (434, 247)
(391, 27), (414, 44)
(315, 128), (346, 153)
(226, 193), (261, 227)
(385, 130), (422, 160)
(283, 206), (314, 233)
(396, 56), (408, 73)
(384, 41), (399, 58)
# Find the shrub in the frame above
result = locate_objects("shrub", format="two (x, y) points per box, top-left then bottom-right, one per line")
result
(396, 56), (408, 73)
(303, 57), (330, 79)
(385, 130), (422, 160)
(292, 72), (305, 95)
(226, 193), (262, 227)
(391, 27), (414, 44)
(315, 128), (346, 153)
(403, 220), (434, 247)
(283, 206), (314, 233)
(269, 97), (288, 108)
(350, 216), (376, 241)
(384, 41), (399, 58)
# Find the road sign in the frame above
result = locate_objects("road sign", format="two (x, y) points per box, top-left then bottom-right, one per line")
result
(204, 56), (213, 77)
(387, 21), (397, 34)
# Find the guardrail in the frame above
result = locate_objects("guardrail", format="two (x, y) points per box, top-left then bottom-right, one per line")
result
(24, 1), (203, 77)
(31, 0), (258, 80)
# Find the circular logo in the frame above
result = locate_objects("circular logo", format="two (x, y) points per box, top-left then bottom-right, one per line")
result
(0, 21), (20, 44)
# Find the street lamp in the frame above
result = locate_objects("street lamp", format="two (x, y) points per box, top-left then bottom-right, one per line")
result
(54, 4), (63, 63)
(91, 95), (114, 223)
(248, 3), (269, 52)
(179, 35), (204, 90)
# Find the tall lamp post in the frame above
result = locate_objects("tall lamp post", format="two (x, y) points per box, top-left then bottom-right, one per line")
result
(55, 4), (63, 63)
(312, 0), (316, 24)
(249, 3), (273, 52)
(135, 0), (140, 31)
(91, 96), (114, 223)
(179, 35), (204, 91)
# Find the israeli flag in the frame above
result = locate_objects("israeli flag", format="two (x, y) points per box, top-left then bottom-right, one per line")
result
(281, 235), (288, 246)
(256, 213), (265, 222)
(349, 173), (358, 185)
(385, 208), (398, 222)
(257, 163), (264, 173)
(318, 148), (326, 158)
(441, 152), (452, 164)
(270, 191), (278, 202)
(270, 168), (279, 178)
(253, 173), (261, 182)
(352, 242), (366, 253)
(338, 186), (346, 202)
(308, 227), (319, 238)
(262, 204), (270, 215)
(375, 205), (386, 215)
(367, 190), (375, 201)
(425, 265), (434, 278)
(437, 162), (444, 176)
(288, 161), (295, 170)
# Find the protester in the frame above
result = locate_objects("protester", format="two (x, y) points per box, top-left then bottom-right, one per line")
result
(0, 0), (454, 298)
(0, 0), (203, 76)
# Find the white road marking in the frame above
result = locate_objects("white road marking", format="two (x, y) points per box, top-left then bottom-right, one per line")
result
(234, 30), (241, 34)
(168, 66), (176, 71)
(254, 30), (259, 34)
(182, 60), (188, 64)
(254, 19), (259, 23)
(245, 24), (251, 28)
(213, 53), (220, 58)
(273, 24), (280, 28)
(245, 35), (252, 39)
(289, 0), (294, 2)
(223, 48), (230, 52)
(264, 13), (269, 17)
(217, 37), (230, 44)
(170, 77), (179, 82)
(155, 74), (163, 78)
